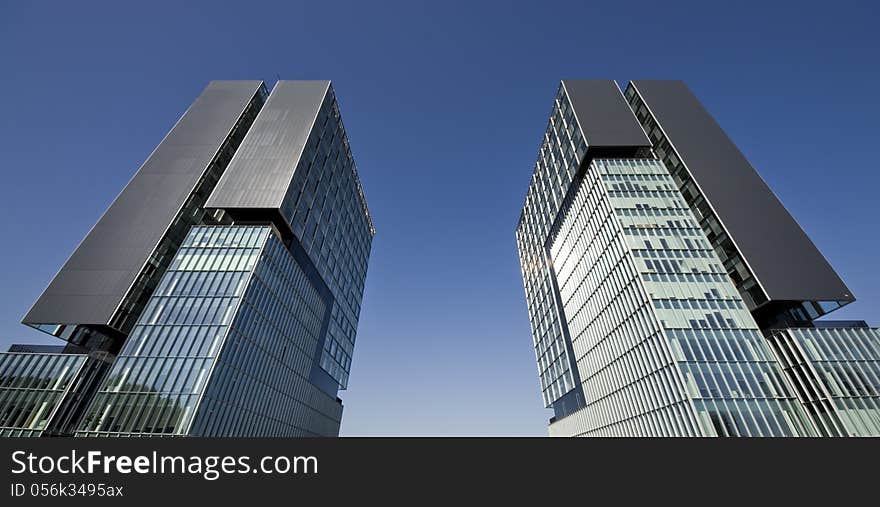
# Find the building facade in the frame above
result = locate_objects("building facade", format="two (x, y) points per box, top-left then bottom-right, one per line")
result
(517, 80), (879, 436)
(1, 80), (373, 437)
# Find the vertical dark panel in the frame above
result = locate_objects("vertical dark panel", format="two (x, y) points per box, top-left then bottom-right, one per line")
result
(562, 80), (651, 153)
(630, 80), (853, 304)
(206, 80), (330, 216)
(23, 81), (265, 329)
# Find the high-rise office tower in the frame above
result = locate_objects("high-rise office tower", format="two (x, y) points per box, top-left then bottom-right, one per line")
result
(516, 80), (880, 437)
(0, 80), (373, 437)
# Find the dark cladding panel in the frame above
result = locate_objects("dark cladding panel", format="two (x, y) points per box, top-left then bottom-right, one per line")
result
(24, 80), (264, 327)
(631, 80), (852, 303)
(206, 80), (330, 212)
(562, 80), (651, 151)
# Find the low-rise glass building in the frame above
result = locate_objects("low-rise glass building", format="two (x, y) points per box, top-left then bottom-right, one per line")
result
(766, 325), (880, 436)
(0, 349), (109, 437)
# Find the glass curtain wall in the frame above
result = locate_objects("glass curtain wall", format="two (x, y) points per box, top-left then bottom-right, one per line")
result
(767, 326), (880, 436)
(0, 353), (88, 436)
(77, 226), (268, 436)
(547, 158), (815, 437)
(78, 224), (344, 437)
(515, 84), (586, 407)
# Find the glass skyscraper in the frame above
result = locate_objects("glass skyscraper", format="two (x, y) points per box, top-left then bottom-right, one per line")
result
(1, 80), (373, 437)
(517, 80), (879, 436)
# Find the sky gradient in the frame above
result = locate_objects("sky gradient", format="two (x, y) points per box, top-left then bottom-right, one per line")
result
(1, 0), (878, 436)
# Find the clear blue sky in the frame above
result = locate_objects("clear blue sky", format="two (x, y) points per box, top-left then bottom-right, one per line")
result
(1, 1), (877, 436)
